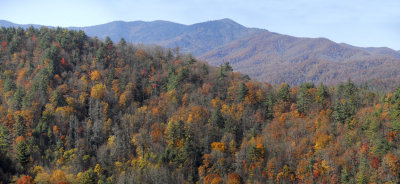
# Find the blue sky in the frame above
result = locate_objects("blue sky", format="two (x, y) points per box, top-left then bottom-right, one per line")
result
(1, 0), (399, 50)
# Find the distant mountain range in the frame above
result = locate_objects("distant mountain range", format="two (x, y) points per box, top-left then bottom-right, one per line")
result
(201, 31), (400, 86)
(1, 19), (400, 87)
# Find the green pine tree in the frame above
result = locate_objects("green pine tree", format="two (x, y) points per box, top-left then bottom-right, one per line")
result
(0, 125), (9, 153)
(238, 82), (248, 102)
(16, 140), (30, 169)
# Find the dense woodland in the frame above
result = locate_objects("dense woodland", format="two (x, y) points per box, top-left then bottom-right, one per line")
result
(0, 27), (400, 183)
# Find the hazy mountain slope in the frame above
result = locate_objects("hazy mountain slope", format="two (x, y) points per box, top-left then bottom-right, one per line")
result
(0, 19), (259, 56)
(74, 18), (259, 55)
(200, 31), (400, 86)
(0, 20), (18, 27)
(71, 20), (187, 44)
(0, 20), (46, 29)
(157, 18), (260, 55)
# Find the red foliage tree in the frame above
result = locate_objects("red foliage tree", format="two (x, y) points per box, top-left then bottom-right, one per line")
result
(61, 58), (66, 67)
(17, 175), (33, 184)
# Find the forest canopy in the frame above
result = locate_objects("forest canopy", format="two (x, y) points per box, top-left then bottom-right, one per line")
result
(0, 26), (399, 183)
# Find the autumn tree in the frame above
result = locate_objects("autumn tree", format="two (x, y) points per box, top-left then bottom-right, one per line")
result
(227, 173), (243, 184)
(17, 175), (33, 184)
(49, 170), (67, 184)
(90, 83), (106, 100)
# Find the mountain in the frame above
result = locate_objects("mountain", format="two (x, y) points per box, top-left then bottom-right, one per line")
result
(1, 19), (400, 88)
(0, 20), (44, 29)
(157, 18), (259, 55)
(70, 20), (187, 44)
(200, 30), (400, 86)
(73, 18), (259, 55)
(1, 19), (258, 56)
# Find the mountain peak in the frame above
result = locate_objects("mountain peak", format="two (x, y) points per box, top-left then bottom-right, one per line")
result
(187, 19), (250, 35)
(188, 18), (241, 27)
(219, 18), (237, 23)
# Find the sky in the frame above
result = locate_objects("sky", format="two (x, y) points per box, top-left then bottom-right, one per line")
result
(1, 0), (399, 50)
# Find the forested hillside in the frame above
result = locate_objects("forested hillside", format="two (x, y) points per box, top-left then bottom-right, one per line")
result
(1, 27), (400, 184)
(2, 19), (400, 89)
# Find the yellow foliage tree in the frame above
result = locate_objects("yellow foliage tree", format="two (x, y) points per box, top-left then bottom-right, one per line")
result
(34, 171), (50, 184)
(16, 68), (27, 84)
(94, 164), (103, 176)
(49, 169), (67, 184)
(211, 97), (221, 108)
(90, 70), (101, 81)
(65, 97), (76, 107)
(103, 118), (112, 135)
(211, 142), (226, 152)
(107, 136), (116, 148)
(91, 83), (106, 100)
(211, 177), (223, 184)
(55, 106), (76, 118)
(80, 75), (88, 88)
(111, 80), (120, 97)
(119, 91), (129, 107)
(313, 133), (333, 152)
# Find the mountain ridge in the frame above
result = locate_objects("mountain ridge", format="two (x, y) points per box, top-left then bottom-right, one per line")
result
(0, 20), (44, 29)
(2, 19), (396, 55)
(1, 19), (396, 51)
(1, 19), (400, 88)
(200, 30), (400, 86)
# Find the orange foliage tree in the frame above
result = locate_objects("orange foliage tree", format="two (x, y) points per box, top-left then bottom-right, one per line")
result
(17, 175), (33, 184)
